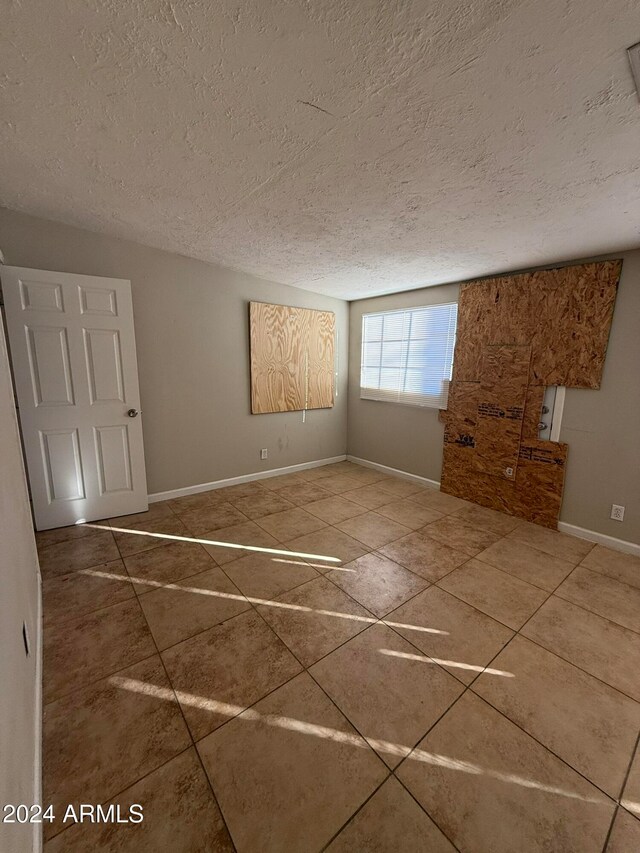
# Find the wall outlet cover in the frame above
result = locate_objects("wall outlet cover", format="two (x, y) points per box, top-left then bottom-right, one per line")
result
(260, 448), (268, 460)
(611, 504), (625, 522)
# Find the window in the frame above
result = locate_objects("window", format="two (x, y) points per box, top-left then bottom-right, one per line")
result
(360, 302), (458, 409)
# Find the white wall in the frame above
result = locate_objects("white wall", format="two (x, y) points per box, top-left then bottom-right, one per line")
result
(0, 309), (41, 853)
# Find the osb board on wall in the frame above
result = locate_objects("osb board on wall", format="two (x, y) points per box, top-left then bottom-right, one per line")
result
(474, 345), (531, 480)
(452, 260), (622, 389)
(441, 439), (568, 528)
(441, 258), (621, 528)
(249, 302), (335, 414)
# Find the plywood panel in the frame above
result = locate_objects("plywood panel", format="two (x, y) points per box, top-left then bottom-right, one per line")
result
(453, 260), (621, 389)
(442, 259), (620, 528)
(522, 384), (544, 439)
(249, 302), (334, 414)
(474, 345), (530, 479)
(306, 308), (335, 409)
(441, 440), (567, 528)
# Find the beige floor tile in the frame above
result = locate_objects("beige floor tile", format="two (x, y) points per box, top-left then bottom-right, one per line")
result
(507, 521), (594, 564)
(376, 498), (443, 529)
(521, 596), (640, 702)
(168, 489), (228, 514)
(197, 672), (387, 853)
(476, 537), (575, 591)
(396, 692), (614, 853)
(179, 502), (248, 537)
(138, 567), (250, 650)
(256, 576), (375, 666)
(379, 531), (469, 582)
(36, 522), (100, 551)
(223, 551), (319, 599)
(199, 520), (282, 564)
(422, 515), (502, 557)
(161, 609), (301, 740)
(342, 467), (390, 486)
(438, 559), (548, 630)
(622, 743), (640, 818)
(260, 472), (307, 491)
(378, 478), (426, 498)
(336, 511), (413, 549)
(410, 490), (472, 514)
(607, 809), (640, 851)
(285, 527), (369, 569)
(324, 461), (363, 475)
(43, 656), (190, 842)
(326, 552), (427, 617)
(305, 494), (367, 525)
(387, 586), (514, 685)
(555, 566), (640, 633)
(273, 481), (334, 505)
(320, 473), (364, 494)
(310, 624), (464, 768)
(112, 516), (191, 558)
(124, 541), (216, 591)
(42, 560), (134, 624)
(452, 503), (521, 536)
(38, 530), (120, 578)
(44, 748), (233, 852)
(326, 777), (456, 853)
(473, 635), (640, 797)
(256, 506), (327, 541)
(44, 598), (155, 702)
(580, 544), (640, 590)
(215, 480), (268, 501)
(109, 501), (176, 528)
(342, 483), (397, 509)
(232, 491), (296, 519)
(297, 465), (339, 481)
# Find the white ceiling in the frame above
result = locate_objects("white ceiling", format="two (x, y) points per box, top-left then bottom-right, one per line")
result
(1, 1), (639, 299)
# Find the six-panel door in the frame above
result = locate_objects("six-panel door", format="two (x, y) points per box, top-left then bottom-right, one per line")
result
(1, 267), (148, 530)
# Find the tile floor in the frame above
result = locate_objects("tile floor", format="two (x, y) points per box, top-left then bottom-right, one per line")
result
(39, 461), (640, 852)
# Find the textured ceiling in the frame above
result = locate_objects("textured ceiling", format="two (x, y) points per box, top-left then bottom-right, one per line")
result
(1, 1), (639, 299)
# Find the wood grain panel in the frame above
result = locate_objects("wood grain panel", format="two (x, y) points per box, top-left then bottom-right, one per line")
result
(473, 345), (531, 479)
(249, 302), (334, 414)
(306, 308), (335, 409)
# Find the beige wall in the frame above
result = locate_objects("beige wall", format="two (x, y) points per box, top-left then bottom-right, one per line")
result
(348, 253), (640, 545)
(0, 311), (41, 853)
(0, 208), (349, 495)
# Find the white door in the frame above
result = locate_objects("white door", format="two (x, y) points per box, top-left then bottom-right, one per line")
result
(1, 266), (148, 530)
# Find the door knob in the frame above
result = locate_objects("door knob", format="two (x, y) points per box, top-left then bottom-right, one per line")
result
(127, 408), (139, 418)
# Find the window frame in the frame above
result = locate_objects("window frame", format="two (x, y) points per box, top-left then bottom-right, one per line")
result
(359, 301), (458, 410)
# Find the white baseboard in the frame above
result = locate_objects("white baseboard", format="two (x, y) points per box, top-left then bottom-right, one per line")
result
(557, 522), (640, 557)
(148, 455), (347, 503)
(346, 455), (440, 490)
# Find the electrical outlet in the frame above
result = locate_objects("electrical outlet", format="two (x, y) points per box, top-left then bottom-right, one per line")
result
(260, 448), (268, 460)
(611, 504), (625, 522)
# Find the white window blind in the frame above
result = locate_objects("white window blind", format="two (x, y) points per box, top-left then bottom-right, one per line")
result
(360, 302), (458, 409)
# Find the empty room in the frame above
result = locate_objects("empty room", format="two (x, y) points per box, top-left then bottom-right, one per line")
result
(1, 2), (640, 852)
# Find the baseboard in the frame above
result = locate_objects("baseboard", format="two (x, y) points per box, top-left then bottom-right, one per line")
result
(557, 522), (640, 557)
(148, 455), (347, 503)
(346, 455), (440, 490)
